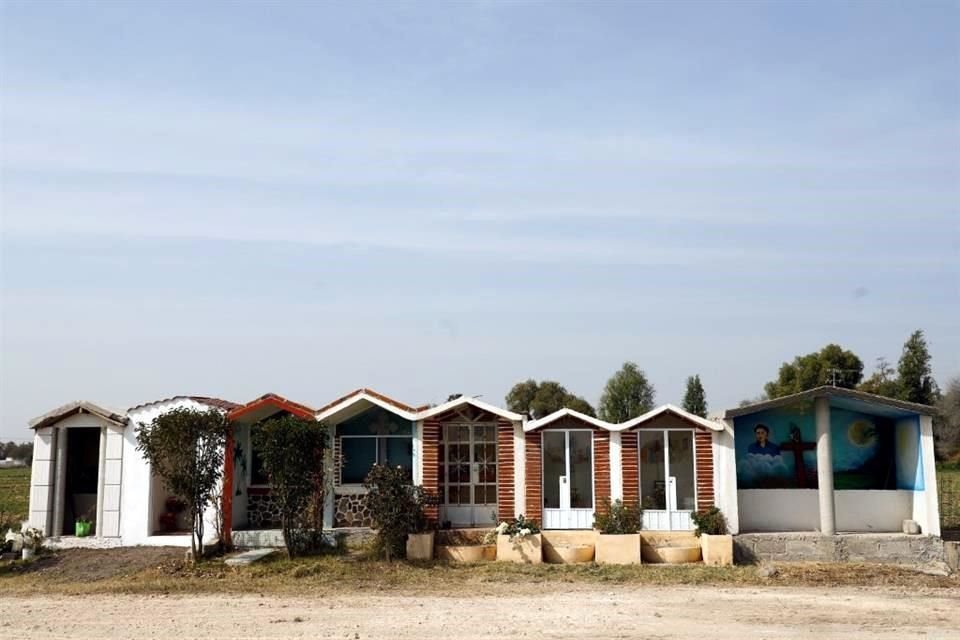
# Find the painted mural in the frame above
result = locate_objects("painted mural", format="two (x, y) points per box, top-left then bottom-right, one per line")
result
(734, 406), (924, 490)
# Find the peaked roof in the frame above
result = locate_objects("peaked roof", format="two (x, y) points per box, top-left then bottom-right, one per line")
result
(29, 400), (128, 430)
(722, 385), (937, 419)
(128, 395), (240, 413)
(418, 396), (523, 422)
(227, 393), (316, 421)
(316, 388), (421, 422)
(618, 404), (723, 432)
(524, 408), (615, 432)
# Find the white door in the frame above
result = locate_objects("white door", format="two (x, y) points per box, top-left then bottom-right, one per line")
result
(440, 424), (497, 527)
(638, 430), (696, 531)
(542, 430), (594, 529)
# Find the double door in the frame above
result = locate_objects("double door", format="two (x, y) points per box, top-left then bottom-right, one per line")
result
(440, 424), (497, 527)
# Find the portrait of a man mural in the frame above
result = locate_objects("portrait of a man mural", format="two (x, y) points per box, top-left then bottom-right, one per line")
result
(747, 424), (781, 456)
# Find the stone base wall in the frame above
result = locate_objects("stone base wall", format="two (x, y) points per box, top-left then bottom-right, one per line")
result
(334, 494), (374, 528)
(247, 492), (282, 529)
(735, 533), (945, 565)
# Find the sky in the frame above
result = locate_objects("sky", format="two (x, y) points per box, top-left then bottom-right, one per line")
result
(1, 0), (958, 441)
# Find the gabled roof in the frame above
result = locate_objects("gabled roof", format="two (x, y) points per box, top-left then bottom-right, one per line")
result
(524, 408), (615, 432)
(722, 385), (937, 419)
(316, 388), (420, 423)
(227, 393), (316, 422)
(418, 396), (523, 422)
(618, 404), (723, 432)
(29, 401), (128, 430)
(128, 395), (240, 413)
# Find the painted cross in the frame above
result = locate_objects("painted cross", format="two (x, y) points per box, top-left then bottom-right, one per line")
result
(780, 424), (816, 488)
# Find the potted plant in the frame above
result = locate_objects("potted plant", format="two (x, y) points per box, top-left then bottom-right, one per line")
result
(692, 507), (732, 566)
(593, 498), (643, 564)
(488, 515), (542, 564)
(21, 526), (43, 561)
(74, 514), (92, 538)
(405, 486), (438, 561)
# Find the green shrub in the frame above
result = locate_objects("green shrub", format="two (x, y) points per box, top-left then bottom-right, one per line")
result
(593, 499), (643, 534)
(252, 415), (329, 558)
(363, 464), (437, 561)
(691, 506), (728, 536)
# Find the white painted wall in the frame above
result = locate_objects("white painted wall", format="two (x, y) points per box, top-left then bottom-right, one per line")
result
(28, 427), (55, 533)
(716, 420), (740, 534)
(739, 489), (820, 531)
(916, 415), (941, 536)
(124, 398), (223, 546)
(739, 489), (920, 533)
(513, 420), (525, 518)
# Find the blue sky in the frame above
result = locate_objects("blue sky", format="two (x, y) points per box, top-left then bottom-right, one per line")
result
(1, 0), (958, 440)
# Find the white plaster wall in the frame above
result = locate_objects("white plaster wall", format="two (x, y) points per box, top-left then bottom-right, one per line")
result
(28, 427), (55, 533)
(835, 491), (914, 532)
(124, 398), (223, 546)
(917, 415), (941, 536)
(716, 420), (739, 534)
(740, 489), (917, 533)
(738, 489), (819, 531)
(609, 430), (623, 502)
(513, 420), (525, 517)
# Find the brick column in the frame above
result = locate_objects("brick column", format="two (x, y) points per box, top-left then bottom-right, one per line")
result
(594, 430), (610, 514)
(524, 431), (542, 524)
(621, 431), (639, 506)
(496, 418), (515, 521)
(694, 429), (715, 511)
(421, 419), (441, 524)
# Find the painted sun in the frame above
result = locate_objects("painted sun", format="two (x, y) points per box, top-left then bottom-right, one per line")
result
(847, 419), (877, 448)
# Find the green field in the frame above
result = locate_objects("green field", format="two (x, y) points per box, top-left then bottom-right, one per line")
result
(0, 466), (30, 530)
(938, 463), (960, 532)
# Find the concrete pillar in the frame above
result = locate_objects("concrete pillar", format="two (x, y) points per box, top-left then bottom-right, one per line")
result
(322, 423), (335, 529)
(815, 397), (835, 535)
(96, 426), (107, 538)
(52, 427), (68, 537)
(609, 431), (623, 502)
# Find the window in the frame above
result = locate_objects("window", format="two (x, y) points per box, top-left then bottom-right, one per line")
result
(340, 436), (412, 484)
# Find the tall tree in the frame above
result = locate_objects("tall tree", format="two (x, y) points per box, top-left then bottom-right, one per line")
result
(897, 329), (939, 405)
(763, 343), (864, 399)
(505, 379), (596, 418)
(858, 357), (900, 398)
(934, 376), (960, 461)
(598, 362), (655, 423)
(252, 415), (329, 558)
(682, 375), (708, 418)
(136, 407), (229, 559)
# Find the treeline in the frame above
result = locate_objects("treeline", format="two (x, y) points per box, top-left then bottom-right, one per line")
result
(0, 441), (33, 464)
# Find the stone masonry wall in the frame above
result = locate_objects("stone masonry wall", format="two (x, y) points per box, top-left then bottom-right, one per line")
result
(334, 494), (374, 528)
(247, 492), (282, 529)
(735, 533), (945, 566)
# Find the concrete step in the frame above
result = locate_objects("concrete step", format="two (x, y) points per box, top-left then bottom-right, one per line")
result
(224, 548), (275, 566)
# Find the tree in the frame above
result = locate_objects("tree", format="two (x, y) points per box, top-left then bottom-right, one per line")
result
(934, 376), (960, 461)
(763, 344), (864, 399)
(505, 379), (596, 418)
(897, 329), (939, 405)
(598, 362), (655, 423)
(858, 357), (900, 398)
(252, 415), (329, 558)
(136, 407), (229, 559)
(682, 375), (707, 418)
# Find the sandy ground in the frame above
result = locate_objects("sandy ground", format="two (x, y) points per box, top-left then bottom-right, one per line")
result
(8, 586), (960, 640)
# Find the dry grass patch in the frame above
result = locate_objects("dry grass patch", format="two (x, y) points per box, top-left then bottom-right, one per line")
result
(2, 547), (957, 596)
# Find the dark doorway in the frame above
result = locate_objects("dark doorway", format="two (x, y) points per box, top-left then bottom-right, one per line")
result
(63, 428), (100, 535)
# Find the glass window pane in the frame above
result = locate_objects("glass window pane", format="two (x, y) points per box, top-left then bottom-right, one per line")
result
(669, 431), (696, 511)
(569, 431), (593, 509)
(543, 431), (566, 509)
(341, 438), (377, 484)
(383, 437), (413, 480)
(639, 431), (666, 510)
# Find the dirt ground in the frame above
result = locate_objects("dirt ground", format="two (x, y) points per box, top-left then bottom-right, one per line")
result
(9, 586), (960, 640)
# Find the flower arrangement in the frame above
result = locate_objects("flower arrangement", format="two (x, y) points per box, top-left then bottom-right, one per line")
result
(484, 514), (540, 544)
(21, 526), (44, 551)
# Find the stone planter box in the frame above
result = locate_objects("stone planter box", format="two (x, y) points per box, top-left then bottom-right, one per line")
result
(657, 545), (702, 564)
(595, 533), (641, 565)
(435, 544), (496, 563)
(700, 534), (733, 566)
(406, 532), (435, 561)
(546, 543), (594, 564)
(497, 533), (542, 564)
